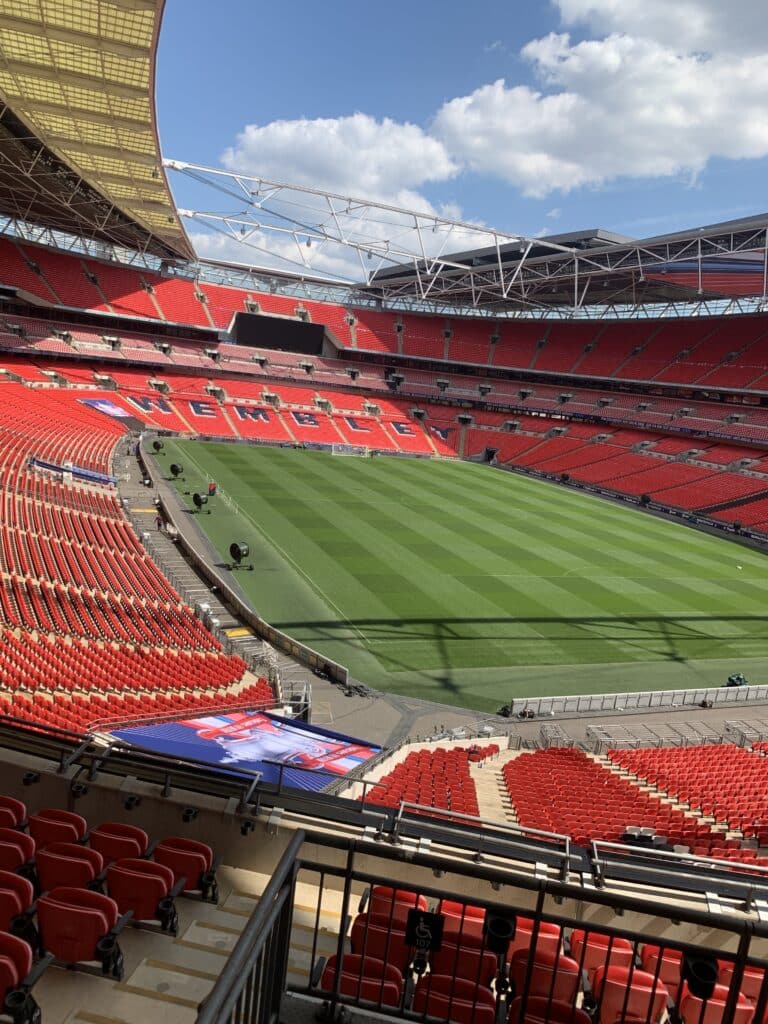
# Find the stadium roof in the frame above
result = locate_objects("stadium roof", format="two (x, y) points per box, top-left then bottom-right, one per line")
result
(0, 0), (193, 261)
(366, 214), (768, 311)
(169, 163), (768, 314)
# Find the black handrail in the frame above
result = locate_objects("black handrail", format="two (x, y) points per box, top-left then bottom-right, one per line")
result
(195, 828), (306, 1024)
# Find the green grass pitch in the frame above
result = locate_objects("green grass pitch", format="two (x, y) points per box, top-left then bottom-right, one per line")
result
(158, 441), (768, 712)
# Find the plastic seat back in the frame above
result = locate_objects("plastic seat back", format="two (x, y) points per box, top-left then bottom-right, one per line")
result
(413, 977), (496, 1024)
(679, 983), (754, 1024)
(29, 809), (87, 846)
(349, 913), (411, 970)
(320, 954), (403, 1007)
(0, 955), (18, 1002)
(38, 886), (118, 962)
(154, 837), (212, 893)
(571, 930), (634, 982)
(0, 797), (26, 829)
(430, 938), (497, 986)
(437, 900), (486, 921)
(640, 944), (683, 992)
(37, 843), (103, 891)
(594, 965), (669, 1024)
(0, 933), (32, 984)
(511, 949), (581, 1004)
(368, 886), (427, 927)
(0, 935), (33, 1008)
(90, 822), (148, 862)
(508, 995), (592, 1024)
(719, 961), (765, 1004)
(510, 918), (562, 960)
(107, 859), (174, 925)
(0, 829), (34, 873)
(0, 871), (33, 932)
(442, 913), (486, 948)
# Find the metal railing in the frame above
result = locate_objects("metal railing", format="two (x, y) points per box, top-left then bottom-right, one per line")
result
(510, 683), (768, 721)
(197, 828), (768, 1024)
(196, 829), (305, 1024)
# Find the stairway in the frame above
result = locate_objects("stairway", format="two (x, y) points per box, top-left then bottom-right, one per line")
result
(697, 487), (768, 516)
(469, 749), (523, 824)
(50, 864), (270, 1024)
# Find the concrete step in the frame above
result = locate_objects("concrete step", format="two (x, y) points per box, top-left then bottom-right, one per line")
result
(469, 754), (518, 823)
(53, 972), (197, 1024)
(118, 957), (218, 1010)
(35, 862), (271, 1024)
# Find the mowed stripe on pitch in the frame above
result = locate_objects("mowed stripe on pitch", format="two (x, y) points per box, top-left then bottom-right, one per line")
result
(163, 443), (768, 687)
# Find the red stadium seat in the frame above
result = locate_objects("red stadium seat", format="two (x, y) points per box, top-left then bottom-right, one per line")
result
(90, 822), (149, 862)
(437, 899), (486, 921)
(0, 930), (49, 1024)
(107, 858), (181, 934)
(679, 982), (755, 1024)
(592, 965), (669, 1024)
(508, 995), (593, 1024)
(365, 885), (428, 927)
(719, 961), (766, 1005)
(640, 944), (684, 992)
(413, 974), (496, 1024)
(37, 886), (128, 979)
(510, 918), (563, 960)
(29, 808), (87, 846)
(510, 948), (581, 1003)
(153, 837), (218, 902)
(0, 871), (36, 951)
(0, 829), (35, 879)
(570, 930), (634, 984)
(349, 913), (411, 971)
(430, 934), (497, 987)
(318, 954), (403, 1007)
(36, 842), (104, 892)
(0, 797), (26, 830)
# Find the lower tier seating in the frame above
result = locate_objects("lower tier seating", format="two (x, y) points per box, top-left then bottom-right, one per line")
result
(361, 745), (498, 819)
(503, 748), (722, 855)
(609, 744), (768, 846)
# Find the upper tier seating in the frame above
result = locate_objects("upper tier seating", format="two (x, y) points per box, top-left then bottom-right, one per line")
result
(7, 237), (768, 392)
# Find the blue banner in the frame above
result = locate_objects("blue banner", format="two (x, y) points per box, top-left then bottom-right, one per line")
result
(81, 398), (134, 419)
(111, 710), (381, 792)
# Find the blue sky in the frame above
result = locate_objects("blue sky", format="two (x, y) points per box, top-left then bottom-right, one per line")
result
(156, 0), (768, 268)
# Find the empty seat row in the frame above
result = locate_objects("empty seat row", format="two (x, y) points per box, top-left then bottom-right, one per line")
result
(319, 886), (763, 1024)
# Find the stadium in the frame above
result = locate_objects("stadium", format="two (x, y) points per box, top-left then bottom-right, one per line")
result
(1, 3), (768, 1023)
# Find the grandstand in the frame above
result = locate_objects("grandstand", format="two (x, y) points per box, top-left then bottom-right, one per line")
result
(0, 3), (768, 1024)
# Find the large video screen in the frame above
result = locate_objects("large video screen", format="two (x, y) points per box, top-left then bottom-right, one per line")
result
(111, 710), (381, 792)
(231, 311), (326, 354)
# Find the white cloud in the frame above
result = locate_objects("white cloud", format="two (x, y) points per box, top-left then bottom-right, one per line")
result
(211, 0), (768, 231)
(197, 111), (489, 280)
(547, 208), (562, 219)
(433, 27), (768, 196)
(221, 113), (457, 204)
(554, 0), (768, 55)
(189, 226), (366, 282)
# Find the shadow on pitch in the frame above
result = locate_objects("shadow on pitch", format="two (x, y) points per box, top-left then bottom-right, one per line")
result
(276, 614), (768, 695)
